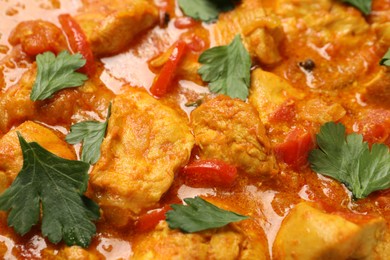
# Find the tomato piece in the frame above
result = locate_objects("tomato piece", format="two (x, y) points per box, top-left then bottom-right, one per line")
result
(186, 34), (206, 52)
(58, 14), (95, 77)
(364, 124), (388, 144)
(181, 159), (238, 188)
(357, 109), (390, 145)
(372, 0), (390, 12)
(150, 40), (187, 97)
(274, 128), (315, 168)
(135, 205), (171, 232)
(8, 20), (67, 57)
(269, 100), (296, 123)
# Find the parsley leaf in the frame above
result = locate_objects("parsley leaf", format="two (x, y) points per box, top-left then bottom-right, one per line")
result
(178, 0), (236, 23)
(66, 104), (111, 164)
(166, 196), (248, 232)
(198, 35), (251, 100)
(309, 122), (390, 199)
(0, 133), (99, 247)
(30, 51), (88, 101)
(341, 0), (372, 15)
(380, 48), (390, 66)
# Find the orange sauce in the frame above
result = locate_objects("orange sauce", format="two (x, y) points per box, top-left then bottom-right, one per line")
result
(0, 0), (389, 258)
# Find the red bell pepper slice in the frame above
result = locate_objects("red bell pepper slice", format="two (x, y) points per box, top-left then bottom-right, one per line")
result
(150, 40), (187, 97)
(58, 14), (96, 77)
(134, 205), (171, 232)
(181, 159), (238, 188)
(274, 128), (315, 168)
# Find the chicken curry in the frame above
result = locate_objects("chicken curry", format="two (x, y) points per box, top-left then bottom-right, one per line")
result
(0, 0), (389, 259)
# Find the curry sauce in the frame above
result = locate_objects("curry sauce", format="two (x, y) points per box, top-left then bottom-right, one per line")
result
(0, 0), (389, 259)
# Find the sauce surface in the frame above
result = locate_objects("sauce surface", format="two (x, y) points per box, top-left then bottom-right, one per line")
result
(0, 0), (389, 259)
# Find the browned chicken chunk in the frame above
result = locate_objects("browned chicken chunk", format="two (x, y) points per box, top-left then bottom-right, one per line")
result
(75, 0), (158, 57)
(0, 64), (114, 135)
(191, 96), (277, 176)
(213, 0), (283, 65)
(0, 121), (76, 193)
(132, 221), (268, 260)
(90, 88), (194, 227)
(249, 68), (305, 125)
(273, 202), (386, 259)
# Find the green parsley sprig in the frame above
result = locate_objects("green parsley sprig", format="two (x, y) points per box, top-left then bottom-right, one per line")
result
(198, 35), (251, 100)
(66, 104), (111, 164)
(380, 48), (390, 66)
(166, 196), (248, 232)
(178, 0), (237, 23)
(31, 51), (88, 101)
(0, 133), (99, 247)
(309, 122), (390, 199)
(341, 0), (372, 15)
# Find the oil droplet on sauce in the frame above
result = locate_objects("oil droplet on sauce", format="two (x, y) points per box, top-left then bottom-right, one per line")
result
(0, 235), (16, 260)
(96, 237), (132, 259)
(19, 235), (47, 259)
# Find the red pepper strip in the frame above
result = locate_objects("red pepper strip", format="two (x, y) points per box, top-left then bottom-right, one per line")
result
(274, 128), (315, 168)
(150, 40), (187, 97)
(58, 14), (96, 77)
(181, 159), (238, 188)
(135, 205), (171, 232)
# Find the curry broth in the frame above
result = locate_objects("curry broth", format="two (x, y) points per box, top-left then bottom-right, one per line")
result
(0, 0), (389, 259)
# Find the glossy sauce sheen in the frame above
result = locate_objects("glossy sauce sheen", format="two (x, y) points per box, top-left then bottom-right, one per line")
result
(0, 0), (389, 259)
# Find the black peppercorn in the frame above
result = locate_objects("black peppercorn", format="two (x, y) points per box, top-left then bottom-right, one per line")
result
(298, 59), (315, 72)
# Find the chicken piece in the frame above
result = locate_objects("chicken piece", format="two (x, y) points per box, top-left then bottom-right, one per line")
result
(0, 121), (76, 192)
(0, 173), (7, 194)
(297, 98), (346, 124)
(213, 0), (283, 65)
(272, 1), (377, 91)
(0, 64), (114, 135)
(372, 17), (390, 48)
(249, 69), (305, 125)
(90, 88), (194, 227)
(300, 4), (369, 47)
(274, 0), (332, 16)
(75, 0), (158, 57)
(276, 0), (369, 42)
(0, 66), (37, 134)
(372, 228), (390, 259)
(0, 242), (6, 259)
(363, 69), (390, 109)
(273, 202), (386, 259)
(191, 95), (277, 176)
(42, 246), (99, 260)
(132, 221), (268, 260)
(0, 67), (4, 91)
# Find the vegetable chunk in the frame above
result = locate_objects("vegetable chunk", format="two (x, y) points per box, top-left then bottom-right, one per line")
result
(90, 88), (194, 227)
(8, 20), (67, 57)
